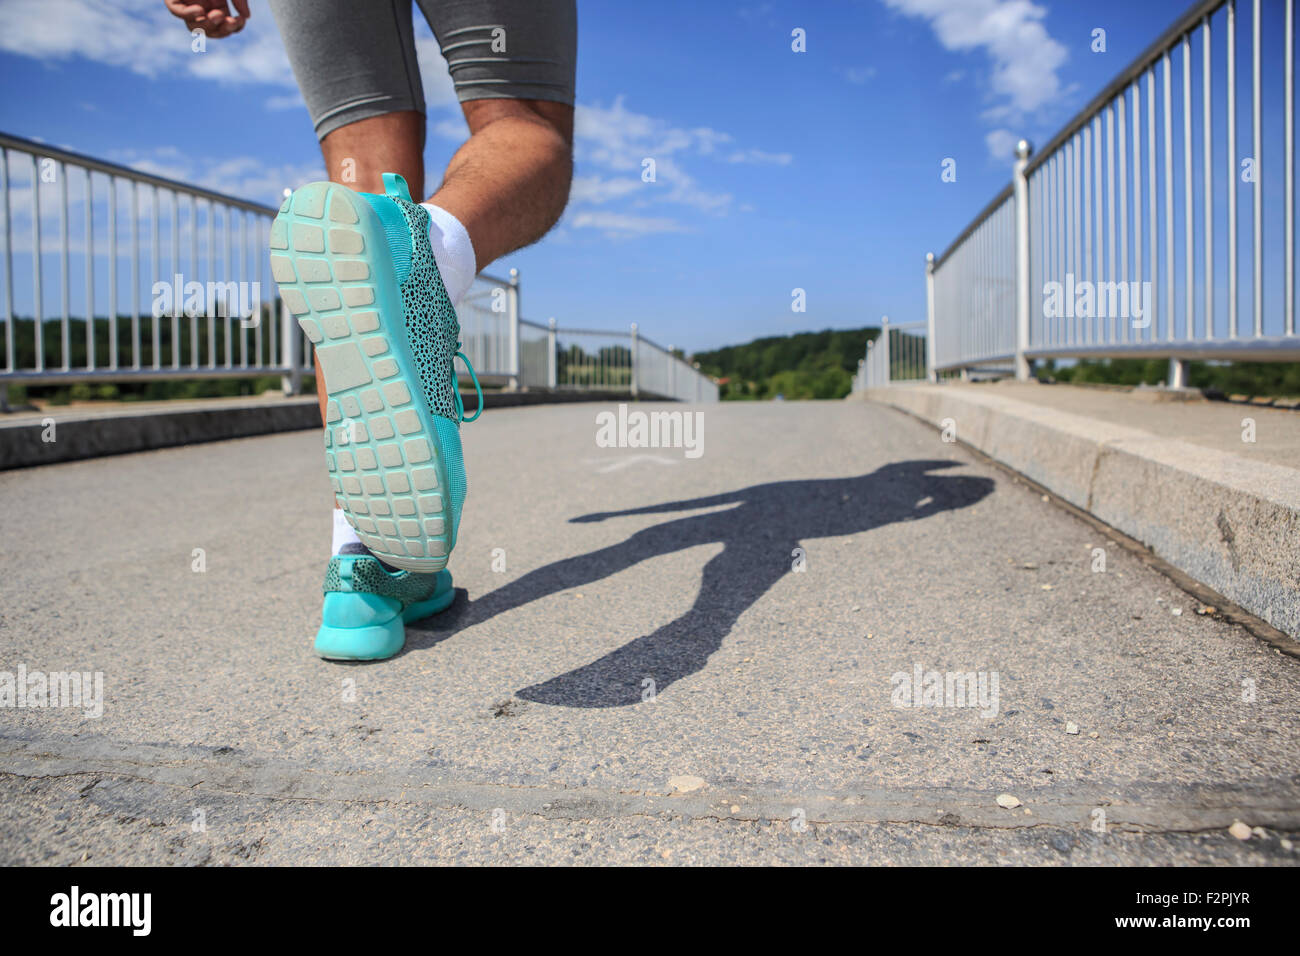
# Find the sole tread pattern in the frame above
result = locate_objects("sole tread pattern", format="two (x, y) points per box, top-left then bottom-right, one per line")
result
(272, 183), (451, 572)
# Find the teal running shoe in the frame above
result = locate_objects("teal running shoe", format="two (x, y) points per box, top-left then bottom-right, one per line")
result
(270, 173), (481, 572)
(315, 545), (456, 661)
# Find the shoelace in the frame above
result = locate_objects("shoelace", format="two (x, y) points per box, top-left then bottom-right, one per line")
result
(453, 345), (483, 423)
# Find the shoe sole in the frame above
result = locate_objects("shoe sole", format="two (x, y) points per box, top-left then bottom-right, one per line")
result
(315, 572), (456, 661)
(270, 182), (453, 573)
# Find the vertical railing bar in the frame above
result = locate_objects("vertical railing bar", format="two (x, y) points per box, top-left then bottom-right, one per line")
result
(1073, 134), (1081, 347)
(1120, 91), (1130, 343)
(1094, 115), (1103, 344)
(151, 185), (160, 368)
(1204, 15), (1215, 340)
(107, 175), (117, 370)
(1184, 32), (1194, 341)
(189, 194), (199, 369)
(1253, 0), (1263, 337)
(1229, 0), (1238, 338)
(257, 215), (265, 368)
(1149, 67), (1159, 343)
(1133, 81), (1143, 344)
(269, 215), (278, 372)
(0, 148), (11, 373)
(1287, 0), (1296, 335)
(130, 180), (140, 369)
(1032, 168), (1041, 351)
(240, 211), (248, 369)
(1083, 124), (1093, 345)
(1108, 104), (1117, 343)
(1164, 50), (1175, 342)
(171, 190), (180, 369)
(224, 205), (232, 369)
(59, 160), (69, 371)
(207, 201), (216, 368)
(85, 168), (95, 370)
(1058, 150), (1066, 346)
(31, 153), (43, 372)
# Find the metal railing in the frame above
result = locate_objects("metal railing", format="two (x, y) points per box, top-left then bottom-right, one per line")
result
(852, 319), (929, 391)
(0, 131), (309, 394)
(517, 318), (718, 401)
(0, 131), (717, 403)
(860, 0), (1300, 391)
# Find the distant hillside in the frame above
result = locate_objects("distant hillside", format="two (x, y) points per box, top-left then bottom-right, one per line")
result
(693, 327), (879, 400)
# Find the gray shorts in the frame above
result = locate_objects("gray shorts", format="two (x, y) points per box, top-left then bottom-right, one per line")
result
(267, 0), (576, 140)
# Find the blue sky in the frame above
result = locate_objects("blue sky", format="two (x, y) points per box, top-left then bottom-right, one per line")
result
(0, 0), (1196, 353)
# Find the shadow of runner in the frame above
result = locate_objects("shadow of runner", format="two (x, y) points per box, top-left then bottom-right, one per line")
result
(421, 459), (994, 707)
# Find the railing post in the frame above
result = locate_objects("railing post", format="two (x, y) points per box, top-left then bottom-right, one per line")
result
(880, 317), (890, 386)
(925, 252), (937, 382)
(668, 344), (676, 400)
(280, 299), (301, 395)
(507, 268), (520, 390)
(1168, 357), (1189, 389)
(1013, 138), (1033, 381)
(546, 317), (557, 389)
(629, 322), (639, 399)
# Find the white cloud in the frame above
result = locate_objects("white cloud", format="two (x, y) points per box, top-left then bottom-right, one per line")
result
(844, 66), (878, 85)
(0, 0), (294, 87)
(726, 148), (793, 166)
(109, 147), (326, 207)
(0, 0), (457, 110)
(984, 128), (1021, 161)
(573, 97), (791, 216)
(570, 175), (642, 205)
(568, 211), (686, 239)
(881, 0), (1068, 117)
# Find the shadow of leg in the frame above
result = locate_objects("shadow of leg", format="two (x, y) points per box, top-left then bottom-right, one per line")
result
(411, 518), (699, 639)
(516, 542), (788, 708)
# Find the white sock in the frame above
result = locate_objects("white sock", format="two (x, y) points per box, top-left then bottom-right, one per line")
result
(419, 202), (476, 307)
(332, 508), (362, 555)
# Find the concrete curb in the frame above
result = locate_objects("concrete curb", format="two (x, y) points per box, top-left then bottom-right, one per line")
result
(0, 389), (650, 471)
(859, 384), (1300, 638)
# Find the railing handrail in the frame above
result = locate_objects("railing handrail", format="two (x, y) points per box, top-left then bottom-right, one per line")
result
(1023, 0), (1225, 177)
(0, 131), (279, 216)
(933, 184), (1014, 269)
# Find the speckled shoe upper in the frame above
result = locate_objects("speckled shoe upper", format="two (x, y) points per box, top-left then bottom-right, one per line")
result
(323, 553), (445, 606)
(391, 198), (462, 424)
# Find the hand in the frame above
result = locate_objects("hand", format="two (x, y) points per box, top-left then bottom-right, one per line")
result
(163, 0), (250, 38)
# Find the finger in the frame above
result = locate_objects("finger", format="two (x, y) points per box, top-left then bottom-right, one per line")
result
(165, 2), (207, 18)
(231, 0), (251, 18)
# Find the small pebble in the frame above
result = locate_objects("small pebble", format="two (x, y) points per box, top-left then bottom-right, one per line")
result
(996, 793), (1022, 809)
(1228, 821), (1252, 840)
(1066, 722), (1079, 735)
(667, 775), (706, 793)
(1172, 607), (1183, 616)
(1088, 731), (1099, 739)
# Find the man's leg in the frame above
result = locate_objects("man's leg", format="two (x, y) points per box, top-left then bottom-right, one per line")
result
(430, 99), (573, 271)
